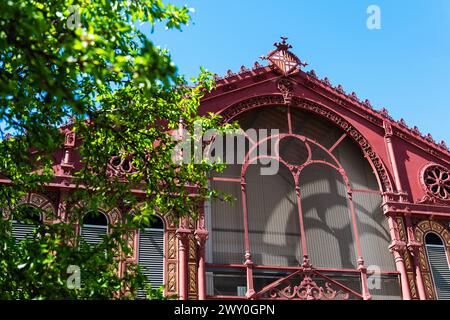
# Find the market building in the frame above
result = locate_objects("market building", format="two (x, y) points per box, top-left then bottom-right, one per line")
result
(6, 39), (450, 300)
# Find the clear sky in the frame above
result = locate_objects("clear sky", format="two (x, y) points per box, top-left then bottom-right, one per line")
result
(147, 0), (450, 144)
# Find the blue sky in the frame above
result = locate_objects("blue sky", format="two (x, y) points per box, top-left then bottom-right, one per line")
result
(147, 0), (450, 144)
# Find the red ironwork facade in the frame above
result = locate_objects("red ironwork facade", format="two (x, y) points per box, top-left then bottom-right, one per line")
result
(3, 39), (450, 300)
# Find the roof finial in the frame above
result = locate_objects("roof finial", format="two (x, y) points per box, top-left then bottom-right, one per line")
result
(266, 37), (306, 75)
(274, 36), (293, 51)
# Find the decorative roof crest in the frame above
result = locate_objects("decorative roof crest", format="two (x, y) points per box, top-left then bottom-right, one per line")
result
(263, 37), (307, 76)
(274, 36), (292, 51)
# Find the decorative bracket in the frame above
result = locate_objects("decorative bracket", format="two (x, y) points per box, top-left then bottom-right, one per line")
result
(255, 256), (362, 300)
(277, 79), (294, 105)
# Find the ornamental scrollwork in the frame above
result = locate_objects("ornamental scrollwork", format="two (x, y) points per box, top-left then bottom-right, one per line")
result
(269, 275), (350, 300)
(277, 79), (294, 105)
(258, 257), (358, 300)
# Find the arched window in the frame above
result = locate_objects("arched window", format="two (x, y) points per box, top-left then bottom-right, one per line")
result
(80, 212), (108, 245)
(137, 216), (165, 298)
(11, 206), (42, 241)
(206, 106), (400, 299)
(425, 232), (450, 300)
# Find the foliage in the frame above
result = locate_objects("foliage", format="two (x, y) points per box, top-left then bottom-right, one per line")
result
(0, 0), (234, 299)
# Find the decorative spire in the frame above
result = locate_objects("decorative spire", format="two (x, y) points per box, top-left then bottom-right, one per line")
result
(274, 36), (292, 51)
(264, 37), (307, 76)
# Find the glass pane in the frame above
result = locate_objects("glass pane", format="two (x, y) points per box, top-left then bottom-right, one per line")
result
(369, 274), (402, 300)
(207, 269), (247, 297)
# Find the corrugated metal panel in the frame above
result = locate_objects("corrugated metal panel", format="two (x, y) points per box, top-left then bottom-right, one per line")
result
(353, 192), (396, 271)
(300, 164), (356, 269)
(236, 106), (289, 133)
(426, 244), (450, 300)
(333, 138), (379, 190)
(209, 180), (245, 264)
(137, 228), (164, 299)
(246, 164), (302, 266)
(291, 108), (342, 149)
(11, 222), (37, 241)
(80, 225), (107, 245)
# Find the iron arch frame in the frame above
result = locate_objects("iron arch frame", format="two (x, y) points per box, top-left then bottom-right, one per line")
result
(204, 95), (400, 300)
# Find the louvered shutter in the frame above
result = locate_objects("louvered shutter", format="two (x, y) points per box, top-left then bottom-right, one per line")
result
(137, 228), (164, 299)
(80, 225), (108, 245)
(426, 244), (450, 300)
(11, 222), (37, 241)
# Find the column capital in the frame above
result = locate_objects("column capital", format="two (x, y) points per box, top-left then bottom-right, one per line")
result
(407, 241), (422, 253)
(176, 227), (192, 241)
(194, 228), (209, 245)
(389, 239), (407, 253)
(383, 121), (393, 138)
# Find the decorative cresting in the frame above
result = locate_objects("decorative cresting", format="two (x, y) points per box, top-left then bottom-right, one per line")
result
(2, 193), (56, 222)
(219, 95), (393, 192)
(263, 37), (307, 76)
(418, 163), (450, 204)
(257, 257), (360, 300)
(414, 220), (450, 299)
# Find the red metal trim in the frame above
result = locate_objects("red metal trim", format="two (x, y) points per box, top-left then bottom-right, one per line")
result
(347, 194), (363, 259)
(210, 177), (241, 183)
(203, 69), (279, 102)
(256, 269), (303, 297)
(240, 182), (250, 255)
(295, 181), (308, 258)
(240, 180), (256, 298)
(206, 263), (246, 269)
(205, 263), (399, 275)
(329, 133), (347, 153)
(312, 270), (364, 299)
(351, 188), (381, 194)
(287, 105), (293, 134)
(206, 295), (244, 300)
